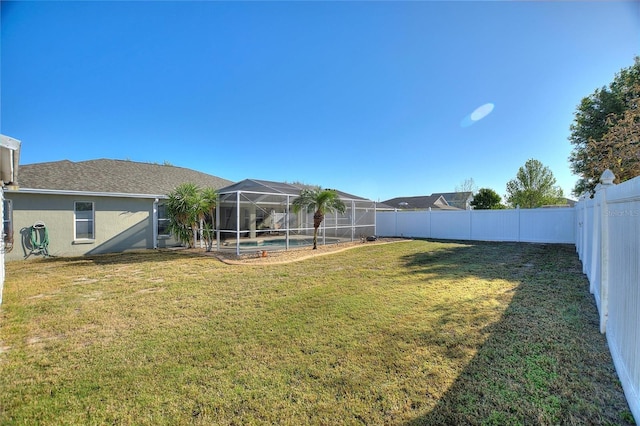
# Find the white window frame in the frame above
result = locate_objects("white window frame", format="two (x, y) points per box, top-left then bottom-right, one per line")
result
(74, 201), (95, 241)
(157, 202), (170, 237)
(3, 199), (12, 245)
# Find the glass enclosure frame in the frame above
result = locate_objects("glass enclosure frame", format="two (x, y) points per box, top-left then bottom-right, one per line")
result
(216, 189), (376, 255)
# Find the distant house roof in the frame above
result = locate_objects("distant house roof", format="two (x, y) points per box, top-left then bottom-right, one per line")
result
(380, 195), (460, 210)
(375, 201), (396, 210)
(218, 179), (371, 201)
(541, 197), (578, 208)
(432, 191), (474, 210)
(14, 159), (233, 196)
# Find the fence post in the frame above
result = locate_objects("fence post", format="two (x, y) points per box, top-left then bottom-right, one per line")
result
(517, 205), (521, 242)
(578, 193), (588, 269)
(590, 190), (601, 295)
(598, 169), (615, 333)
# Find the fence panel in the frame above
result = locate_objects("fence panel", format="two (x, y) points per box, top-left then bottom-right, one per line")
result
(431, 210), (470, 240)
(398, 211), (431, 238)
(375, 211), (397, 237)
(519, 208), (575, 243)
(598, 176), (640, 422)
(470, 209), (519, 241)
(574, 173), (640, 423)
(376, 208), (574, 243)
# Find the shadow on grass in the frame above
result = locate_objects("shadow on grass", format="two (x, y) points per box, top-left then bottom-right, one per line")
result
(33, 249), (203, 267)
(401, 241), (633, 425)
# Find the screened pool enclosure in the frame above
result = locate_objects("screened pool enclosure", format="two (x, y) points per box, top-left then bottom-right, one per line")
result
(215, 179), (376, 254)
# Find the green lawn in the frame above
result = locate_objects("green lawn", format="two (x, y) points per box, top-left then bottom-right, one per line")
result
(0, 241), (634, 425)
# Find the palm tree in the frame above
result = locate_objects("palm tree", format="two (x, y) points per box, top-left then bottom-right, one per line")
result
(197, 187), (218, 251)
(167, 183), (200, 247)
(167, 184), (219, 249)
(292, 188), (346, 250)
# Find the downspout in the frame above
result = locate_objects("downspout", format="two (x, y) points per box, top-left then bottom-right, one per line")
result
(0, 188), (5, 305)
(152, 198), (159, 249)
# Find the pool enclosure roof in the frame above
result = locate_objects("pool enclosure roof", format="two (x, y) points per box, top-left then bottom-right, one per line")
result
(218, 179), (371, 201)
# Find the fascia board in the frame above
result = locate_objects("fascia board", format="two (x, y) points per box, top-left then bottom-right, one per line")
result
(5, 187), (168, 200)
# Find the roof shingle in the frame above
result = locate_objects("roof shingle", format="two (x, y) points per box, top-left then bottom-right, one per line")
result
(381, 195), (460, 210)
(218, 179), (371, 201)
(17, 159), (233, 195)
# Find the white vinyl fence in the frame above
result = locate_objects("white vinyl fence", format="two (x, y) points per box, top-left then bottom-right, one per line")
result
(376, 176), (639, 421)
(575, 171), (640, 422)
(376, 207), (575, 243)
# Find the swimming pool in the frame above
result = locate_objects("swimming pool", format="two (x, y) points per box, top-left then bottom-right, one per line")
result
(236, 237), (341, 248)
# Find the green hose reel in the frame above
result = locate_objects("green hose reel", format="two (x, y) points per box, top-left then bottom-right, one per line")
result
(28, 221), (49, 257)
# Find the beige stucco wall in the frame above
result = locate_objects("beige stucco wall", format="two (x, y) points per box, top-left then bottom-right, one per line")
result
(4, 192), (177, 261)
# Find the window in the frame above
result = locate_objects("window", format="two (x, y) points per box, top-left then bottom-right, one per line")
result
(3, 199), (13, 246)
(74, 201), (94, 240)
(157, 203), (170, 236)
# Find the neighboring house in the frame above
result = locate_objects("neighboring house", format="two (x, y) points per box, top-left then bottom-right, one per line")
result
(4, 159), (232, 261)
(541, 197), (577, 208)
(380, 195), (460, 211)
(374, 201), (396, 211)
(431, 191), (474, 210)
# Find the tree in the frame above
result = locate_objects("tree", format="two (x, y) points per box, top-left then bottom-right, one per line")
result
(471, 188), (505, 210)
(453, 178), (477, 209)
(569, 57), (640, 195)
(582, 84), (640, 187)
(505, 159), (564, 208)
(166, 183), (218, 250)
(197, 187), (219, 252)
(291, 188), (346, 250)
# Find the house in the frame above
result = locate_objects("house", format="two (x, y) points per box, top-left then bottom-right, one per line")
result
(1, 134), (21, 304)
(380, 195), (461, 211)
(541, 197), (577, 208)
(4, 159), (232, 261)
(216, 179), (376, 254)
(431, 191), (474, 210)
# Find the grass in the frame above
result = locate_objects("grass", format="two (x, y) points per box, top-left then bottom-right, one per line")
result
(0, 240), (634, 425)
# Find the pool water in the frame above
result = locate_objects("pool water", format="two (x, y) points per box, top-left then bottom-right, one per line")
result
(237, 238), (340, 248)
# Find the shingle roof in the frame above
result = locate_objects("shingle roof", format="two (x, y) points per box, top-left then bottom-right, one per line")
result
(219, 179), (371, 201)
(381, 195), (461, 210)
(218, 179), (302, 195)
(17, 159), (233, 196)
(431, 192), (474, 209)
(432, 191), (473, 201)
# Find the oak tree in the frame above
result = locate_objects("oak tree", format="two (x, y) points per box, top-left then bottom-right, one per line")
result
(506, 159), (563, 208)
(569, 57), (640, 195)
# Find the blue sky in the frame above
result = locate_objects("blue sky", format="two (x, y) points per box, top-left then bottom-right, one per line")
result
(1, 1), (638, 202)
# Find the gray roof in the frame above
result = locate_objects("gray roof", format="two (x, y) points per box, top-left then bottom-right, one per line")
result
(381, 195), (461, 210)
(219, 179), (371, 201)
(432, 191), (473, 208)
(16, 159), (233, 196)
(432, 191), (473, 202)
